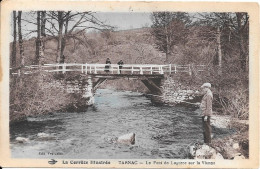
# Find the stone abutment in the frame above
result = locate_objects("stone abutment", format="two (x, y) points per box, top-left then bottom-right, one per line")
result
(59, 73), (200, 109)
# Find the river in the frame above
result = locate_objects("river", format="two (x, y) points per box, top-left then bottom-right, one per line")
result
(10, 89), (230, 159)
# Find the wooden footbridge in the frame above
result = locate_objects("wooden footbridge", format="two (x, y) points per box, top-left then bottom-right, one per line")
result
(10, 63), (205, 76)
(10, 63), (205, 97)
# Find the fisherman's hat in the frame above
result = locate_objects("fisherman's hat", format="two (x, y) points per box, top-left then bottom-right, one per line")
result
(201, 83), (211, 88)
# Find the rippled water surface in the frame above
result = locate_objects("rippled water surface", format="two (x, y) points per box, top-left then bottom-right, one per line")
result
(10, 89), (205, 159)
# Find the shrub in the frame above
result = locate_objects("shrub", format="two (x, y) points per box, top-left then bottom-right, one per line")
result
(218, 86), (249, 119)
(10, 72), (73, 122)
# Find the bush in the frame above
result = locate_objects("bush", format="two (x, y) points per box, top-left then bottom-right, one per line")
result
(192, 65), (249, 120)
(218, 86), (249, 119)
(10, 72), (74, 122)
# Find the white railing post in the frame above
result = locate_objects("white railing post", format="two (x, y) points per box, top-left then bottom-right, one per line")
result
(140, 67), (143, 75)
(62, 63), (66, 74)
(18, 69), (21, 77)
(174, 65), (177, 74)
(131, 66), (133, 74)
(90, 65), (92, 74)
(169, 64), (171, 74)
(160, 66), (164, 74)
(85, 63), (88, 74)
(117, 65), (120, 74)
(94, 65), (97, 74)
(150, 67), (153, 74)
(111, 65), (113, 74)
(81, 65), (84, 73)
(188, 64), (192, 76)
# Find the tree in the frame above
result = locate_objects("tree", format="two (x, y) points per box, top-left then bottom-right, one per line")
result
(45, 11), (113, 63)
(35, 11), (41, 64)
(150, 12), (191, 63)
(235, 12), (249, 71)
(56, 11), (64, 63)
(18, 11), (25, 67)
(216, 26), (222, 74)
(11, 11), (17, 67)
(41, 11), (46, 37)
(196, 12), (249, 72)
(40, 11), (46, 65)
(19, 11), (113, 64)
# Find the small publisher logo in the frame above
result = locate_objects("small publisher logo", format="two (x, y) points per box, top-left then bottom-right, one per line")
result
(48, 159), (58, 165)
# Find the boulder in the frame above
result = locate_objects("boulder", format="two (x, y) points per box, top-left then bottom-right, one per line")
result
(195, 144), (217, 159)
(189, 145), (196, 157)
(15, 137), (29, 143)
(37, 132), (50, 138)
(233, 154), (245, 160)
(116, 133), (135, 145)
(195, 149), (206, 159)
(87, 96), (95, 105)
(190, 143), (225, 160)
(36, 132), (56, 141)
(215, 146), (222, 152)
(224, 146), (240, 159)
(201, 144), (211, 151)
(232, 143), (239, 149)
(209, 147), (217, 158)
(215, 153), (224, 160)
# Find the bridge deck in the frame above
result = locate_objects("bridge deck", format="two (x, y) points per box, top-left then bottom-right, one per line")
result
(10, 63), (206, 76)
(86, 73), (164, 79)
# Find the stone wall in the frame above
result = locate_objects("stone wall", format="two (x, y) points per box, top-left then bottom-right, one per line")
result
(161, 76), (200, 105)
(58, 75), (95, 111)
(57, 74), (200, 107)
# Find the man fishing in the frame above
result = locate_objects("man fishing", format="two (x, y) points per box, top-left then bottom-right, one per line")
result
(198, 82), (213, 144)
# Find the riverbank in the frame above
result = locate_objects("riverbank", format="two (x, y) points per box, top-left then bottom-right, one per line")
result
(9, 73), (84, 123)
(159, 75), (249, 159)
(190, 110), (249, 159)
(212, 115), (249, 159)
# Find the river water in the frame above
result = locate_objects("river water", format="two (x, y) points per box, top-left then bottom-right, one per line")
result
(10, 89), (215, 159)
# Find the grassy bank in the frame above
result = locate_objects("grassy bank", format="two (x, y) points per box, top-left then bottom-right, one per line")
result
(9, 72), (76, 122)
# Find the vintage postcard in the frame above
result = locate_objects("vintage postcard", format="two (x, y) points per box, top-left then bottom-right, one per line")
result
(0, 0), (259, 168)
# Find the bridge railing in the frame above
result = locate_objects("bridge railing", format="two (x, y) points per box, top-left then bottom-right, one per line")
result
(10, 63), (206, 76)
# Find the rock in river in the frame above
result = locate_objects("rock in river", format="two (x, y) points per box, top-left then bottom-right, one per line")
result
(36, 132), (55, 140)
(15, 137), (29, 143)
(116, 133), (135, 145)
(191, 144), (218, 159)
(37, 132), (50, 138)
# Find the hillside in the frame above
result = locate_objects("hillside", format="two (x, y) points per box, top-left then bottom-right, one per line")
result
(11, 28), (167, 92)
(11, 28), (165, 66)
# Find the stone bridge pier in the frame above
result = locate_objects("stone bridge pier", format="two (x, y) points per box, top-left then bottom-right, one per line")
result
(64, 74), (165, 108)
(64, 74), (198, 109)
(63, 75), (94, 110)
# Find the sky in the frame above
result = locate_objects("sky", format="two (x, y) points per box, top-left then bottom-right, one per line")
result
(10, 12), (153, 41)
(95, 12), (152, 30)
